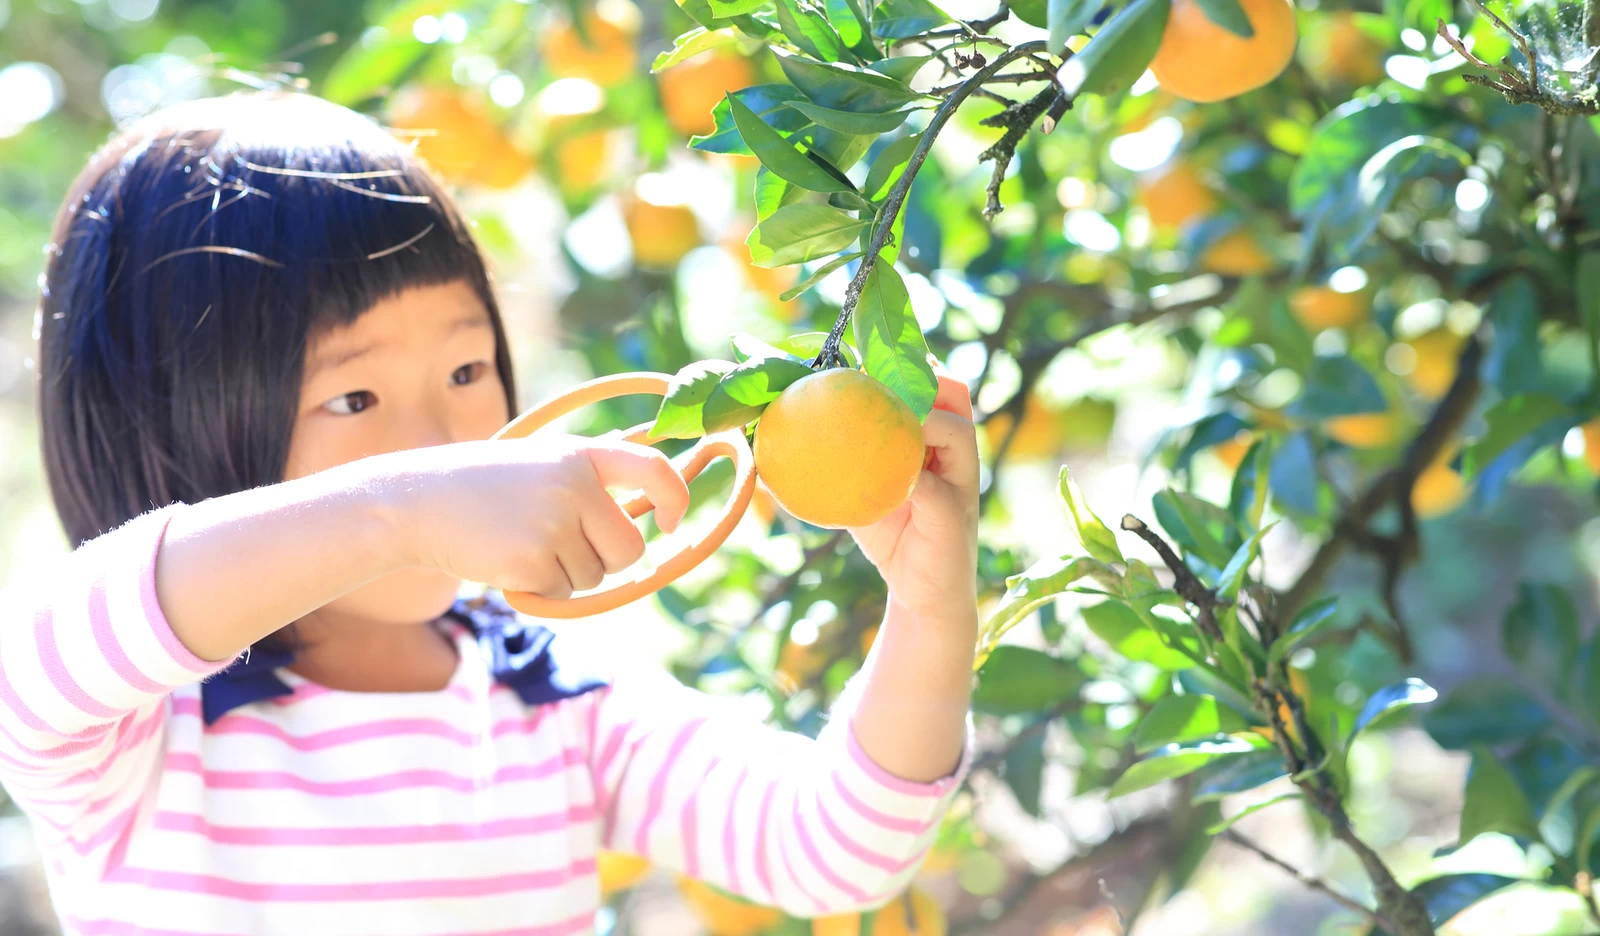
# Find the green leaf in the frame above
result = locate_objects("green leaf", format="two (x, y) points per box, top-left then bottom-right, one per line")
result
(653, 27), (741, 72)
(1344, 135), (1472, 255)
(708, 0), (769, 15)
(1048, 0), (1108, 51)
(1206, 793), (1302, 835)
(728, 94), (857, 194)
(1060, 468), (1124, 565)
(1216, 522), (1273, 600)
(1191, 749), (1289, 801)
(1151, 490), (1235, 570)
(1192, 0), (1253, 38)
(852, 263), (938, 419)
(1423, 677), (1551, 750)
(1390, 875), (1524, 932)
(1228, 437), (1272, 534)
(1268, 596), (1340, 664)
(775, 0), (850, 62)
(1459, 746), (1542, 845)
(701, 357), (815, 431)
(324, 1), (445, 105)
(1109, 737), (1261, 798)
(785, 100), (919, 134)
(827, 0), (880, 58)
(1054, 0), (1171, 97)
(730, 333), (800, 363)
(693, 85), (813, 155)
(747, 204), (869, 267)
(989, 556), (1118, 641)
(1082, 600), (1201, 670)
(777, 52), (925, 112)
(753, 167), (804, 221)
(777, 331), (859, 367)
(973, 646), (1084, 715)
(778, 252), (864, 301)
(1289, 95), (1458, 217)
(863, 133), (922, 202)
(866, 55), (934, 82)
(1501, 583), (1581, 698)
(1134, 695), (1251, 753)
(871, 0), (954, 38)
(1461, 394), (1573, 475)
(1585, 636), (1600, 728)
(650, 360), (740, 440)
(1288, 355), (1387, 420)
(1003, 730), (1046, 817)
(1352, 678), (1438, 737)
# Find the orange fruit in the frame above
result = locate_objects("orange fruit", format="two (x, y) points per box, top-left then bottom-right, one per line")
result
(1314, 12), (1387, 86)
(1213, 431), (1254, 471)
(1289, 285), (1369, 331)
(552, 129), (612, 194)
(1200, 230), (1275, 276)
(542, 1), (639, 86)
(1401, 329), (1463, 400)
(724, 231), (801, 313)
(678, 878), (784, 936)
(387, 86), (532, 189)
(776, 640), (826, 692)
(755, 368), (924, 529)
(624, 177), (700, 269)
(1138, 161), (1216, 229)
(1324, 411), (1400, 449)
(657, 52), (757, 137)
(812, 889), (946, 936)
(1150, 0), (1298, 102)
(1411, 458), (1468, 517)
(597, 851), (651, 896)
(982, 393), (1063, 460)
(860, 625), (879, 656)
(1585, 419), (1600, 473)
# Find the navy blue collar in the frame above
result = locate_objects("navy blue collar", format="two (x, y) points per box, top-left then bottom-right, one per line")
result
(198, 594), (608, 725)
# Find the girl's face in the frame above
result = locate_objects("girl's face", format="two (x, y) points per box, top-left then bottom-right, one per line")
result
(285, 280), (510, 626)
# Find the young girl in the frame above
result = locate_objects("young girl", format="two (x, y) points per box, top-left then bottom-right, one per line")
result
(6, 91), (980, 935)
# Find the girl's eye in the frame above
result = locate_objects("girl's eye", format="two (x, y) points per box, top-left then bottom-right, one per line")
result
(451, 362), (489, 386)
(324, 391), (376, 416)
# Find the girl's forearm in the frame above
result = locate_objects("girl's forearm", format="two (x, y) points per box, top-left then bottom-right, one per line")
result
(847, 598), (977, 783)
(153, 459), (408, 662)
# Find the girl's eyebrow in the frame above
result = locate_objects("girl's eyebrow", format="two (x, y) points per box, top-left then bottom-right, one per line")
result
(308, 312), (491, 376)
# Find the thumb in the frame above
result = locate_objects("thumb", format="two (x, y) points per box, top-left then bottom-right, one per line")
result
(585, 442), (691, 533)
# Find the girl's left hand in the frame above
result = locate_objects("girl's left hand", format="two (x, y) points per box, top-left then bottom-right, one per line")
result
(849, 375), (981, 624)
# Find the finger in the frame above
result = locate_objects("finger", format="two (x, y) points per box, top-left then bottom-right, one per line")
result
(930, 369), (974, 420)
(514, 557), (572, 600)
(585, 442), (691, 534)
(577, 485), (647, 574)
(920, 409), (980, 490)
(556, 541), (607, 593)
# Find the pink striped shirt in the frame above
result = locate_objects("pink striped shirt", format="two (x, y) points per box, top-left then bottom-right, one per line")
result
(0, 507), (971, 935)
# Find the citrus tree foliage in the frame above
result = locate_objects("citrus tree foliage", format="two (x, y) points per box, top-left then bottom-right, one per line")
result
(9, 0), (1600, 933)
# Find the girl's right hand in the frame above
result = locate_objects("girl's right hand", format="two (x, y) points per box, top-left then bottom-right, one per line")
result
(374, 436), (691, 599)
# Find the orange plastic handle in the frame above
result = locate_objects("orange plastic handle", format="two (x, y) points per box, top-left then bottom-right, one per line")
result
(489, 373), (756, 619)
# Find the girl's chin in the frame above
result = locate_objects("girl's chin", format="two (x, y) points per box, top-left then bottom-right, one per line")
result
(326, 567), (466, 625)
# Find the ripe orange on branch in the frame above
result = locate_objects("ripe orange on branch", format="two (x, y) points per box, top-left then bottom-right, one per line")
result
(657, 52), (758, 137)
(386, 86), (532, 189)
(1138, 161), (1216, 229)
(542, 0), (640, 86)
(1150, 0), (1298, 102)
(1199, 230), (1275, 276)
(1290, 285), (1369, 331)
(755, 368), (925, 529)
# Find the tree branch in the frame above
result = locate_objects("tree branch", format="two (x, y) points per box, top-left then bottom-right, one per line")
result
(1220, 831), (1391, 930)
(1119, 514), (1226, 642)
(1275, 332), (1485, 629)
(813, 39), (1050, 366)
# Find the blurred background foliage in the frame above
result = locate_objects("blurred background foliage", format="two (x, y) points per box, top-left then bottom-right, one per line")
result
(5, 0), (1600, 933)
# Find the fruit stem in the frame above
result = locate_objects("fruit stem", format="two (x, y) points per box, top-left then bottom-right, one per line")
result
(813, 39), (1051, 368)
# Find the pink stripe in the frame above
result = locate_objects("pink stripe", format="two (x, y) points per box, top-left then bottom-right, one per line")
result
(67, 800), (141, 855)
(162, 748), (583, 795)
(102, 859), (595, 900)
(752, 776), (777, 899)
(634, 717), (706, 855)
(34, 607), (119, 719)
(137, 508), (222, 675)
(722, 765), (749, 895)
(813, 790), (914, 875)
(206, 715), (479, 749)
(0, 651), (111, 741)
(86, 577), (167, 695)
(773, 805), (830, 914)
(69, 912), (597, 936)
(679, 753), (722, 878)
(593, 721), (628, 789)
(791, 799), (871, 903)
(0, 724), (108, 765)
(594, 721), (629, 842)
(152, 805), (596, 845)
(830, 773), (926, 835)
(269, 682), (333, 704)
(846, 726), (952, 796)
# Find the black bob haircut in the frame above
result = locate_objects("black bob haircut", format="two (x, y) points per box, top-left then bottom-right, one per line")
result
(37, 92), (517, 547)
